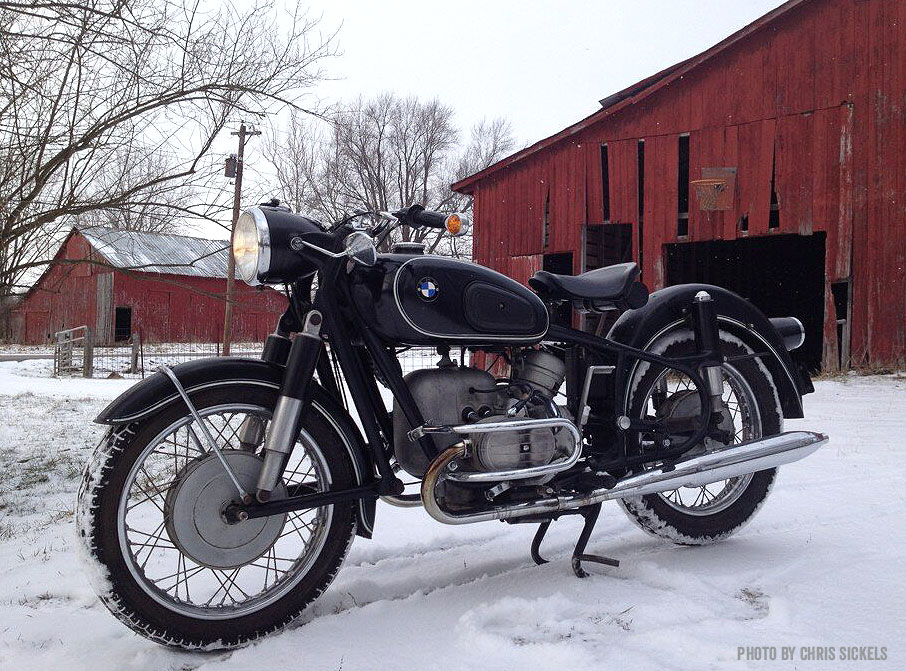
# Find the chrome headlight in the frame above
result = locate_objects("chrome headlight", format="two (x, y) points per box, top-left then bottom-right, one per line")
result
(233, 208), (270, 285)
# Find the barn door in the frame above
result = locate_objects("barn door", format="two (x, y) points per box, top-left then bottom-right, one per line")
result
(95, 272), (113, 345)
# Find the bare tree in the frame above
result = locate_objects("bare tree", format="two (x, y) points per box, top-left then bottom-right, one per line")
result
(0, 0), (336, 298)
(441, 117), (516, 214)
(74, 152), (198, 233)
(264, 94), (514, 257)
(432, 117), (515, 258)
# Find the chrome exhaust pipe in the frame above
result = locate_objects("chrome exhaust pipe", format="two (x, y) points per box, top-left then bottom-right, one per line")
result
(421, 431), (828, 525)
(596, 430), (828, 500)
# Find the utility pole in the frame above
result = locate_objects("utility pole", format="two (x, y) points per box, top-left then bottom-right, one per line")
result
(223, 122), (261, 356)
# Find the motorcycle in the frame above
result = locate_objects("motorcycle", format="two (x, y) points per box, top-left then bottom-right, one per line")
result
(77, 202), (827, 649)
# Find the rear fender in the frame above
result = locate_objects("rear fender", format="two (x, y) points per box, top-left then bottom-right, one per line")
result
(608, 284), (810, 419)
(95, 357), (377, 538)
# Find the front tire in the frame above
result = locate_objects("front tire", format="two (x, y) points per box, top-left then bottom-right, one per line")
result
(76, 385), (357, 649)
(619, 329), (782, 545)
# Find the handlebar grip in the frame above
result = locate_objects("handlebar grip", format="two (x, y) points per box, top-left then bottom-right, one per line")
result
(395, 204), (447, 229)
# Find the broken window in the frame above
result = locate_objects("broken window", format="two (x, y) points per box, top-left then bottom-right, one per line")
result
(600, 144), (610, 222)
(677, 134), (690, 237)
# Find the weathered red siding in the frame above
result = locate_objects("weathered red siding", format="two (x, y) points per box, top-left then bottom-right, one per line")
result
(11, 232), (286, 344)
(456, 0), (905, 370)
(111, 272), (285, 344)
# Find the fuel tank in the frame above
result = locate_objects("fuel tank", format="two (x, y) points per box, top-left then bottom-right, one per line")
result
(349, 254), (549, 346)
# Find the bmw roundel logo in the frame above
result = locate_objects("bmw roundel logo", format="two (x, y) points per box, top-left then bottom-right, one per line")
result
(416, 277), (439, 301)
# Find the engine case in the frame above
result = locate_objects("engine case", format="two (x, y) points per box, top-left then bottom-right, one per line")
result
(393, 366), (499, 477)
(470, 416), (557, 471)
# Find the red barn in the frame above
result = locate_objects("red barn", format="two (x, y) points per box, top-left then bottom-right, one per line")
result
(453, 0), (905, 371)
(10, 227), (286, 345)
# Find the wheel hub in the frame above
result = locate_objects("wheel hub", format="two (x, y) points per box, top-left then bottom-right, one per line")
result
(657, 389), (734, 454)
(164, 451), (286, 569)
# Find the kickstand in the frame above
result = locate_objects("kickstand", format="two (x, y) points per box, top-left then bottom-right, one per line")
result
(531, 520), (551, 565)
(571, 503), (619, 578)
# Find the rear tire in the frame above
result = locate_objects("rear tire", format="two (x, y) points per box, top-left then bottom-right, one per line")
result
(77, 385), (357, 649)
(619, 329), (782, 545)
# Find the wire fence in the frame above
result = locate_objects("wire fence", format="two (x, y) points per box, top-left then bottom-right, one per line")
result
(396, 347), (452, 375)
(91, 339), (267, 379)
(52, 325), (448, 379)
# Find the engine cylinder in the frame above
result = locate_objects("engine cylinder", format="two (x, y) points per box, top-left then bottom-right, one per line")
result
(511, 350), (566, 398)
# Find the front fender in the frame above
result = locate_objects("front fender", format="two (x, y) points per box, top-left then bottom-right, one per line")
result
(95, 357), (377, 538)
(608, 284), (811, 419)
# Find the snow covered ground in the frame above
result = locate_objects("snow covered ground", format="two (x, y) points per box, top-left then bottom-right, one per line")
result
(0, 359), (903, 670)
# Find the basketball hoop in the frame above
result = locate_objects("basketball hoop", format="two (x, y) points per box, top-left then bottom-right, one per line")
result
(691, 178), (728, 211)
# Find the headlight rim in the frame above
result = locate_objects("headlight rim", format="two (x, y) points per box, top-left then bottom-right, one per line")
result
(235, 207), (271, 285)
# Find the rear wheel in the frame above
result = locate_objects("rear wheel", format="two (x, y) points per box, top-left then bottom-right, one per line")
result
(77, 385), (357, 649)
(619, 329), (782, 545)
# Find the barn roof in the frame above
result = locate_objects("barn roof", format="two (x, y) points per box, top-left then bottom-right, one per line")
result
(451, 0), (811, 194)
(80, 227), (231, 278)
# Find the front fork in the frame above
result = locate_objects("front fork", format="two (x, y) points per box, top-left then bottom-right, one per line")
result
(691, 290), (727, 424)
(254, 310), (324, 502)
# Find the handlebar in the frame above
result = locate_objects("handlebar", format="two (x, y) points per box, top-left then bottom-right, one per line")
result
(392, 204), (447, 229)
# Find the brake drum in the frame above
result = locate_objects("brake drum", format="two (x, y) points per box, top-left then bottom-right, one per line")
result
(658, 389), (735, 452)
(164, 450), (287, 569)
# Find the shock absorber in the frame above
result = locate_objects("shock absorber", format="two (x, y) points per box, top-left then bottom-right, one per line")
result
(255, 310), (323, 502)
(691, 291), (726, 421)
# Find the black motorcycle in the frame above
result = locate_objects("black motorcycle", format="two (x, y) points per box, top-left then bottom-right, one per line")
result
(77, 203), (827, 649)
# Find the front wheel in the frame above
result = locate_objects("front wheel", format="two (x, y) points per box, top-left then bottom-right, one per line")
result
(619, 329), (782, 545)
(76, 385), (357, 649)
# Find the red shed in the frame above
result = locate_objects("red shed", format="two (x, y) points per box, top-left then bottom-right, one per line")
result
(10, 227), (286, 345)
(453, 0), (905, 371)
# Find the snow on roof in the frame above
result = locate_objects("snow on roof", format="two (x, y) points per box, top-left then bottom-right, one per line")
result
(79, 227), (232, 279)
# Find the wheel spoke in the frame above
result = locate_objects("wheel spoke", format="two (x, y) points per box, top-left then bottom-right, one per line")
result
(641, 358), (760, 516)
(118, 403), (335, 618)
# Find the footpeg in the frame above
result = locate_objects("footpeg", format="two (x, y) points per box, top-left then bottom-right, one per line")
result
(529, 503), (619, 577)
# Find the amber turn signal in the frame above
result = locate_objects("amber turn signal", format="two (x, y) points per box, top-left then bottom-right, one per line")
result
(444, 213), (471, 237)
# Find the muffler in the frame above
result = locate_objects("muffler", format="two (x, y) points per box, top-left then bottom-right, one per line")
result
(596, 430), (828, 500)
(421, 430), (828, 525)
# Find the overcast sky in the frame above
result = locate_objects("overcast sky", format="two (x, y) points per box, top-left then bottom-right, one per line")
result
(304, 0), (788, 143)
(230, 0), (789, 229)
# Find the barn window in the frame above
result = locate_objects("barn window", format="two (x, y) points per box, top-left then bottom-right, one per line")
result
(600, 144), (610, 222)
(585, 223), (632, 272)
(584, 223), (632, 334)
(677, 134), (690, 237)
(769, 152), (780, 229)
(637, 140), (645, 223)
(637, 139), (645, 277)
(114, 307), (132, 342)
(543, 190), (551, 250)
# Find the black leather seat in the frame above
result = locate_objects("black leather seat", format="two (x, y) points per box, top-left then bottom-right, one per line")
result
(529, 262), (639, 301)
